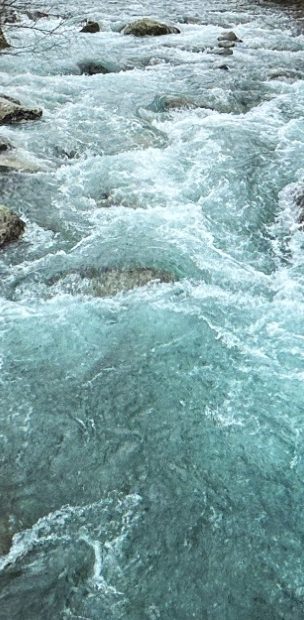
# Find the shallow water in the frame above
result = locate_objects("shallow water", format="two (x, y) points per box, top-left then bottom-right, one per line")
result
(0, 0), (304, 618)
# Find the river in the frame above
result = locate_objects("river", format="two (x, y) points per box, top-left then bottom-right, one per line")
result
(0, 0), (304, 618)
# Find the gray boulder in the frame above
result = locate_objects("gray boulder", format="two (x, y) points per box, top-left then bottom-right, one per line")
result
(0, 205), (25, 247)
(123, 19), (180, 37)
(218, 30), (242, 42)
(0, 97), (42, 124)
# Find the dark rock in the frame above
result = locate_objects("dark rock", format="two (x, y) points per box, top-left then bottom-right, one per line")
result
(218, 30), (242, 42)
(0, 94), (21, 105)
(0, 205), (25, 247)
(216, 63), (229, 70)
(3, 10), (19, 24)
(78, 62), (110, 75)
(0, 138), (13, 152)
(218, 40), (235, 49)
(0, 27), (10, 50)
(292, 186), (304, 227)
(123, 19), (180, 37)
(80, 21), (100, 33)
(0, 97), (43, 124)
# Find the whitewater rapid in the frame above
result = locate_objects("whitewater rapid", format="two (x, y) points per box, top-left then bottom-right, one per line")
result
(0, 0), (304, 618)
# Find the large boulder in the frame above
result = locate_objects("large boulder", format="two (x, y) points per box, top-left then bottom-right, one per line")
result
(0, 27), (10, 50)
(123, 19), (180, 37)
(0, 205), (25, 247)
(0, 97), (42, 124)
(80, 20), (100, 33)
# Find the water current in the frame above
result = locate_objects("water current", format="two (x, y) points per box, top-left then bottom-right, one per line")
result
(0, 0), (304, 617)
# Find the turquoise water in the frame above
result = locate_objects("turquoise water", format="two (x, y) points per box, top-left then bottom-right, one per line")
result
(1, 1), (304, 617)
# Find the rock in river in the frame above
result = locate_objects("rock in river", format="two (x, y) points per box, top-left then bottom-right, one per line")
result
(0, 97), (42, 124)
(218, 40), (235, 49)
(218, 30), (242, 42)
(123, 19), (180, 37)
(0, 205), (25, 247)
(49, 267), (176, 298)
(80, 21), (101, 33)
(0, 27), (10, 50)
(78, 61), (110, 75)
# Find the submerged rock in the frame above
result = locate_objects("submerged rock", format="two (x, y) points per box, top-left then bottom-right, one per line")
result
(80, 20), (101, 33)
(0, 205), (25, 247)
(49, 267), (175, 298)
(123, 19), (180, 37)
(0, 27), (10, 50)
(218, 31), (242, 42)
(0, 518), (13, 555)
(0, 97), (42, 124)
(291, 186), (304, 227)
(0, 153), (41, 172)
(214, 47), (234, 56)
(147, 95), (211, 113)
(78, 61), (110, 75)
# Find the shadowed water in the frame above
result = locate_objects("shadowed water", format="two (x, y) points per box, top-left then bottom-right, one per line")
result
(0, 0), (304, 618)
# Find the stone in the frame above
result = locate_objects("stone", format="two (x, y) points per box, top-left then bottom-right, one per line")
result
(0, 97), (42, 124)
(123, 19), (180, 37)
(292, 186), (304, 227)
(48, 267), (176, 297)
(0, 138), (13, 152)
(80, 21), (100, 33)
(0, 205), (25, 247)
(78, 62), (110, 75)
(218, 40), (235, 49)
(0, 27), (10, 50)
(218, 30), (242, 42)
(216, 63), (229, 70)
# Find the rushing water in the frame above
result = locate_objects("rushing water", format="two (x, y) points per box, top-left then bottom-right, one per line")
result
(1, 0), (304, 617)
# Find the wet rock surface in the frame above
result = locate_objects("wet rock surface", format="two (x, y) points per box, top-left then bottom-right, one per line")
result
(0, 98), (42, 124)
(0, 27), (10, 50)
(47, 267), (176, 297)
(0, 205), (25, 247)
(123, 18), (180, 37)
(80, 20), (101, 33)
